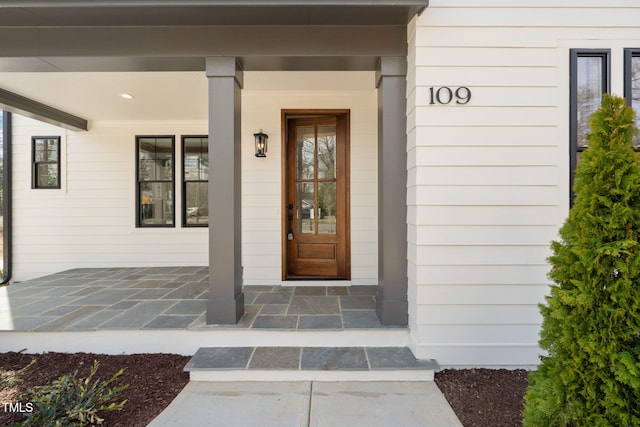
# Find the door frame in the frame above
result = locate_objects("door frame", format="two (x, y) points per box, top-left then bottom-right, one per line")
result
(281, 109), (351, 281)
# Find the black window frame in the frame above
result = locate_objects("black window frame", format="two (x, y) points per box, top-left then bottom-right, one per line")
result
(31, 136), (61, 189)
(569, 49), (610, 203)
(181, 135), (209, 228)
(1, 111), (12, 284)
(624, 48), (640, 147)
(135, 135), (176, 228)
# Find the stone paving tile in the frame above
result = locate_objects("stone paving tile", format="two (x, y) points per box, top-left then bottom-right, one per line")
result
(4, 316), (55, 331)
(163, 282), (208, 299)
(37, 286), (83, 297)
(34, 306), (103, 331)
(99, 300), (176, 328)
(298, 315), (343, 329)
(3, 296), (46, 309)
(259, 304), (288, 315)
(366, 347), (438, 370)
(143, 315), (199, 329)
(253, 292), (292, 305)
(12, 297), (74, 316)
(128, 288), (173, 300)
(339, 295), (376, 310)
(301, 347), (368, 370)
(326, 286), (349, 296)
(40, 305), (85, 317)
(244, 285), (277, 292)
(249, 347), (301, 370)
(185, 347), (254, 370)
(293, 286), (327, 296)
(252, 315), (298, 329)
(71, 289), (139, 306)
(131, 279), (170, 289)
(65, 310), (124, 330)
(5, 286), (49, 298)
(342, 310), (383, 328)
(39, 278), (98, 287)
(109, 300), (140, 310)
(347, 286), (378, 296)
(243, 291), (259, 304)
(287, 296), (340, 315)
(164, 300), (206, 315)
(67, 287), (106, 297)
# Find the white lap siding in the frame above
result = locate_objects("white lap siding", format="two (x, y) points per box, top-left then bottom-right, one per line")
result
(407, 0), (640, 367)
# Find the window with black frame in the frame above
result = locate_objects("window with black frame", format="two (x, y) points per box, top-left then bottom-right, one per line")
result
(182, 136), (208, 227)
(625, 49), (640, 148)
(569, 49), (610, 202)
(136, 136), (175, 227)
(32, 136), (61, 189)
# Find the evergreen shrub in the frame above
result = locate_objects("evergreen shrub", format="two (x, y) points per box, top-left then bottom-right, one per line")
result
(523, 94), (640, 426)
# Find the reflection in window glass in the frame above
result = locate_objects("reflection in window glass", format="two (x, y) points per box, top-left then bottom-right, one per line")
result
(296, 127), (315, 180)
(577, 56), (605, 148)
(183, 136), (208, 226)
(317, 126), (336, 179)
(318, 181), (336, 234)
(297, 182), (314, 234)
(136, 136), (174, 227)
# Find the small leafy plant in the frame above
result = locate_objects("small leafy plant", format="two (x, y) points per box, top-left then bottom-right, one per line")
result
(21, 360), (128, 427)
(0, 360), (35, 389)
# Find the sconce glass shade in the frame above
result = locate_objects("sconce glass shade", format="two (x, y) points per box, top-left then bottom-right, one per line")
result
(254, 130), (268, 157)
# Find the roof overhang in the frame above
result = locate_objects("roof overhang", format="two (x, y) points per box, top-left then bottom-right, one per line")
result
(0, 1), (428, 26)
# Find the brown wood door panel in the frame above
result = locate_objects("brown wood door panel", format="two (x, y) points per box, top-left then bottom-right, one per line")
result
(284, 112), (350, 279)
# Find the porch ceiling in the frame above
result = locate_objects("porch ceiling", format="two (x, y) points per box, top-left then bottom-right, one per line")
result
(0, 1), (410, 123)
(0, 71), (375, 122)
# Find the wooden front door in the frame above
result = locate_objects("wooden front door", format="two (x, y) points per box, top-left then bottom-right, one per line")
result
(284, 112), (349, 279)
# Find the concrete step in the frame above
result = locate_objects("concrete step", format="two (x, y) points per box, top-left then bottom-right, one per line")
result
(185, 346), (438, 381)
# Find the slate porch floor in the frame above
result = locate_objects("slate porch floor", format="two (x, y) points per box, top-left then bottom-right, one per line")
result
(0, 267), (392, 332)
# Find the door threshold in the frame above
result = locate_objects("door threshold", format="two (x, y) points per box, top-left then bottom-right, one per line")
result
(281, 279), (351, 287)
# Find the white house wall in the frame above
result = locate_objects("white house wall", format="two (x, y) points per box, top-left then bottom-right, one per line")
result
(11, 71), (379, 286)
(12, 118), (209, 281)
(408, 0), (640, 367)
(242, 72), (379, 286)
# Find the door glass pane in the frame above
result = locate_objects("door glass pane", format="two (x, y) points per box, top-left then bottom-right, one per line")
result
(317, 126), (336, 179)
(296, 182), (315, 234)
(318, 181), (336, 234)
(185, 182), (208, 225)
(140, 182), (173, 225)
(296, 127), (315, 180)
(577, 56), (604, 149)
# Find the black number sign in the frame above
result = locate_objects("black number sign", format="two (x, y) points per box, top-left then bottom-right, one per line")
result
(429, 87), (472, 105)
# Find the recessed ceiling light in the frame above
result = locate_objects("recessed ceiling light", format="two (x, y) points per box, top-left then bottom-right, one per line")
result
(119, 93), (134, 100)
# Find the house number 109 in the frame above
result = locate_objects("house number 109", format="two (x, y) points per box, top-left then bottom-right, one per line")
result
(429, 86), (472, 105)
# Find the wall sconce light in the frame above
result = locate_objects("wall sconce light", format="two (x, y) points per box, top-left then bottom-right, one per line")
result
(254, 130), (268, 158)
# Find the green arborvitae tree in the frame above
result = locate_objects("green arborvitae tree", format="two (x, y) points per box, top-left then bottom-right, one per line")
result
(523, 94), (640, 426)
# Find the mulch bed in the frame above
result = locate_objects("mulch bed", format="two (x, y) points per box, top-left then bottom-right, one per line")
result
(436, 368), (529, 427)
(1, 352), (529, 427)
(0, 352), (190, 427)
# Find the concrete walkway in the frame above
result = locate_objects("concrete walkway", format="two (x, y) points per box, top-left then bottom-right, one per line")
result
(148, 381), (463, 427)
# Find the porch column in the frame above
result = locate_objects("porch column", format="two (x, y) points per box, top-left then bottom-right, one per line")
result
(376, 57), (408, 326)
(206, 57), (244, 324)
